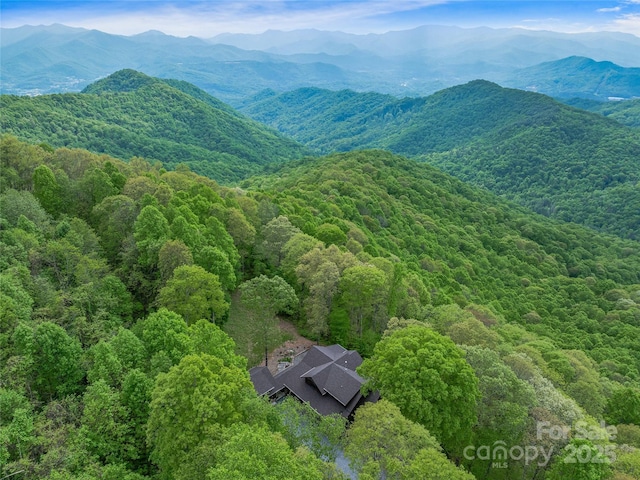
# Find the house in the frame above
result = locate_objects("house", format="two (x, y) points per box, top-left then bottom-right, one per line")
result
(249, 344), (379, 419)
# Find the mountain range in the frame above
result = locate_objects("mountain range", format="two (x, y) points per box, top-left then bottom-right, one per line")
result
(2, 24), (640, 103)
(3, 69), (639, 240)
(240, 80), (640, 239)
(1, 69), (306, 183)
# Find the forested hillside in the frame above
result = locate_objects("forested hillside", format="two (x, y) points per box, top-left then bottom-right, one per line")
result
(241, 81), (640, 239)
(0, 69), (307, 183)
(564, 97), (640, 128)
(504, 56), (640, 100)
(2, 136), (639, 479)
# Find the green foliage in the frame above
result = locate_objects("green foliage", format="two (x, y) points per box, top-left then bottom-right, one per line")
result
(546, 438), (612, 480)
(79, 379), (136, 464)
(206, 424), (326, 480)
(242, 81), (640, 239)
(359, 324), (480, 455)
(246, 150), (640, 380)
(340, 264), (388, 336)
(315, 223), (347, 246)
(257, 215), (301, 267)
(606, 387), (640, 425)
(1, 70), (307, 184)
(140, 308), (192, 370)
(33, 164), (62, 216)
(612, 449), (640, 480)
(2, 102), (640, 480)
(157, 239), (193, 285)
(31, 322), (84, 399)
(133, 205), (169, 267)
(345, 399), (472, 480)
(146, 353), (254, 478)
(564, 98), (640, 128)
(157, 265), (228, 324)
(187, 319), (247, 369)
(195, 246), (236, 291)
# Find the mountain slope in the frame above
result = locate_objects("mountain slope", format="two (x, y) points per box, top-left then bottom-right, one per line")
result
(0, 69), (307, 183)
(3, 137), (639, 479)
(505, 56), (640, 100)
(244, 149), (640, 376)
(241, 81), (640, 239)
(563, 97), (640, 127)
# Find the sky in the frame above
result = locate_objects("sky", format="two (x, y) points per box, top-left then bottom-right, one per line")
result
(2, 0), (640, 38)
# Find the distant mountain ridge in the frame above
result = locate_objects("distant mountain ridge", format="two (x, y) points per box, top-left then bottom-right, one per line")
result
(2, 24), (639, 103)
(506, 56), (640, 99)
(0, 69), (307, 183)
(240, 81), (640, 239)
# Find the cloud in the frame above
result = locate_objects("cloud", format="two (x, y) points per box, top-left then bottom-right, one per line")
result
(611, 12), (640, 35)
(2, 1), (452, 37)
(597, 6), (622, 12)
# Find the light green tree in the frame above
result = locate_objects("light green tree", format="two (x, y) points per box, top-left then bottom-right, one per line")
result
(345, 399), (440, 477)
(339, 264), (388, 335)
(404, 448), (475, 480)
(188, 319), (246, 369)
(358, 324), (480, 456)
(140, 308), (193, 369)
(546, 438), (612, 480)
(207, 424), (325, 480)
(195, 245), (236, 291)
(146, 353), (254, 479)
(157, 265), (228, 324)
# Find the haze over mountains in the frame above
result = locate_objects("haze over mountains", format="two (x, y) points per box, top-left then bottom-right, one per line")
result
(2, 24), (640, 103)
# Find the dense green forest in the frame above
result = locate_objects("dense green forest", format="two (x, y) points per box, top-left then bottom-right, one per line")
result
(1, 135), (639, 479)
(241, 81), (640, 240)
(563, 98), (640, 128)
(0, 70), (307, 184)
(4, 72), (638, 239)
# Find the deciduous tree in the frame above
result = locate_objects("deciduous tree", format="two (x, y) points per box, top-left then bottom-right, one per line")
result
(146, 353), (254, 479)
(358, 324), (480, 455)
(157, 265), (228, 324)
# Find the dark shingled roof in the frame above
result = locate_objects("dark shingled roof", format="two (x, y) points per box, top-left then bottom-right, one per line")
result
(249, 366), (276, 396)
(250, 344), (377, 418)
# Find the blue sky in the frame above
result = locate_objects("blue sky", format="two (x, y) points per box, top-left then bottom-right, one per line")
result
(2, 1), (640, 37)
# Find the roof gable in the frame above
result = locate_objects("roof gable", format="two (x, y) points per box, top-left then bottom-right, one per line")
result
(249, 344), (375, 418)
